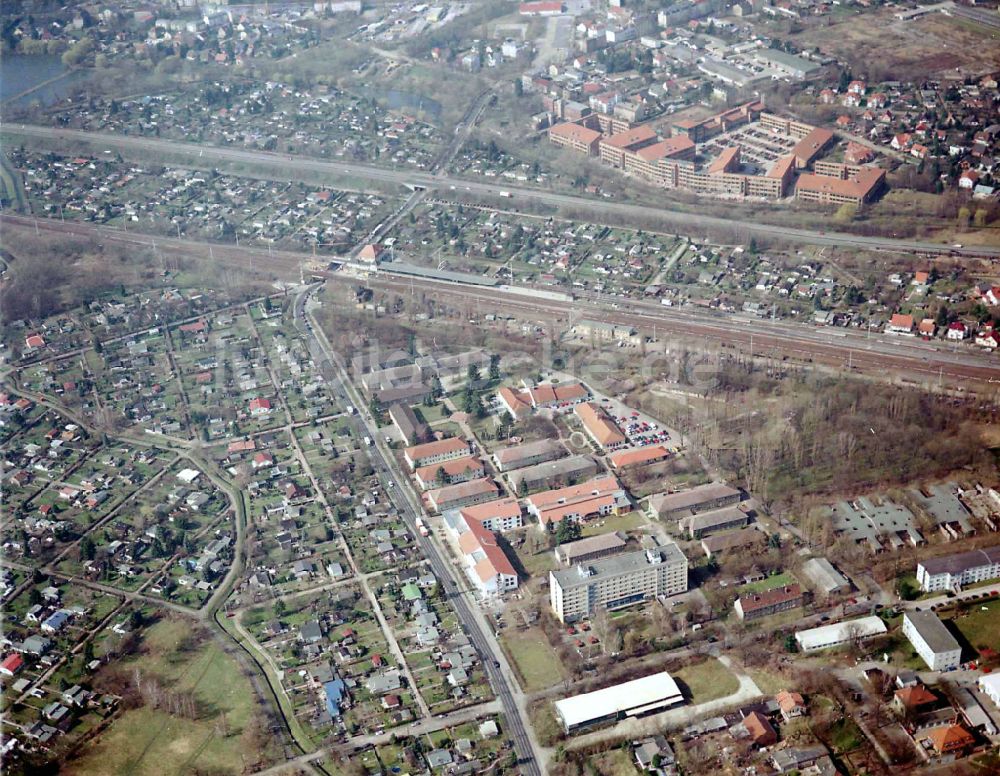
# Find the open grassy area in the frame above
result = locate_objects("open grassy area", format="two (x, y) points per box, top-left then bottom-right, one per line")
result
(513, 542), (559, 577)
(501, 627), (567, 693)
(736, 571), (796, 595)
(68, 617), (273, 776)
(581, 510), (651, 538)
(944, 598), (1000, 653)
(589, 749), (638, 776)
(673, 657), (739, 703)
(746, 668), (788, 695)
(827, 717), (864, 753)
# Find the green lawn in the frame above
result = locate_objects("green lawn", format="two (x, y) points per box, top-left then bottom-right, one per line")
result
(67, 617), (275, 776)
(828, 717), (864, 753)
(746, 668), (789, 695)
(416, 403), (447, 423)
(737, 571), (796, 595)
(589, 749), (639, 776)
(673, 657), (740, 703)
(513, 543), (558, 578)
(581, 510), (651, 537)
(501, 627), (567, 693)
(945, 599), (1000, 653)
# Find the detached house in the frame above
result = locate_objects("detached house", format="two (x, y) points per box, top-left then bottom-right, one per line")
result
(886, 313), (914, 335)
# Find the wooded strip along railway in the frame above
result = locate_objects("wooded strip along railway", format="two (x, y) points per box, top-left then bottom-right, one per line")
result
(3, 214), (999, 390)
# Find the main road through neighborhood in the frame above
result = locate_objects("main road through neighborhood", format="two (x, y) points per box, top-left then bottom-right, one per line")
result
(6, 123), (1000, 258)
(290, 287), (546, 775)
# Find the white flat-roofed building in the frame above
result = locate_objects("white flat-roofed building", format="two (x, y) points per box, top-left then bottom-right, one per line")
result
(549, 542), (687, 622)
(794, 616), (887, 652)
(903, 611), (962, 671)
(554, 672), (684, 732)
(917, 545), (1000, 592)
(979, 673), (1000, 710)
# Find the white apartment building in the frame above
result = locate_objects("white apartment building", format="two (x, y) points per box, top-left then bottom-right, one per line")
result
(902, 611), (962, 671)
(549, 542), (687, 622)
(916, 546), (1000, 592)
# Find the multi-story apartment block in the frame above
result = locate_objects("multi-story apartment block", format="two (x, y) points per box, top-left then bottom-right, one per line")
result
(903, 611), (962, 671)
(527, 476), (630, 527)
(916, 546), (1000, 592)
(404, 437), (470, 470)
(549, 542), (688, 622)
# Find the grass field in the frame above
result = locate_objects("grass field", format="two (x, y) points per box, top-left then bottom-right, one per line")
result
(501, 627), (567, 693)
(746, 668), (788, 695)
(736, 571), (796, 595)
(68, 617), (273, 776)
(0, 153), (28, 211)
(581, 510), (651, 538)
(945, 599), (1000, 653)
(589, 749), (638, 776)
(828, 717), (864, 753)
(673, 657), (739, 703)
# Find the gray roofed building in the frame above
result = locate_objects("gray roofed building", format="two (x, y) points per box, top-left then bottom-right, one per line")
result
(771, 746), (834, 774)
(634, 734), (676, 773)
(753, 48), (819, 78)
(299, 620), (323, 643)
(683, 505), (749, 538)
(426, 748), (454, 768)
(953, 686), (997, 735)
(555, 531), (628, 566)
(801, 557), (851, 596)
(550, 541), (688, 622)
(902, 611), (962, 671)
(365, 670), (402, 695)
(388, 403), (431, 446)
(917, 545), (1000, 592)
(374, 382), (433, 406)
(701, 526), (765, 557)
(698, 57), (756, 87)
(508, 454), (599, 494)
(909, 483), (974, 536)
(492, 439), (566, 472)
(827, 496), (923, 552)
(648, 483), (741, 520)
(21, 635), (52, 655)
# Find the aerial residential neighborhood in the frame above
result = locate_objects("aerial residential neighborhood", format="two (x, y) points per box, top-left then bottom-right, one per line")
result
(2, 0), (1000, 774)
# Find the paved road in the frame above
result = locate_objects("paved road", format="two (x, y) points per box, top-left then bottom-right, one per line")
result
(291, 287), (545, 775)
(7, 123), (1000, 258)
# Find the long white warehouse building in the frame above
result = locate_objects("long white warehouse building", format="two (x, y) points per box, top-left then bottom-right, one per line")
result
(554, 672), (684, 732)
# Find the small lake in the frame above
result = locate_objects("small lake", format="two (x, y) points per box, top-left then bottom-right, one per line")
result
(1, 54), (88, 107)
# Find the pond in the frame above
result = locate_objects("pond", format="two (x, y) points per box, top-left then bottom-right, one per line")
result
(1, 54), (88, 108)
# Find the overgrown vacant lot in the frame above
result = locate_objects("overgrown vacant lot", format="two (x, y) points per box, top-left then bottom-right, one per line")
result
(502, 627), (568, 693)
(786, 9), (1000, 80)
(67, 617), (275, 776)
(666, 365), (997, 508)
